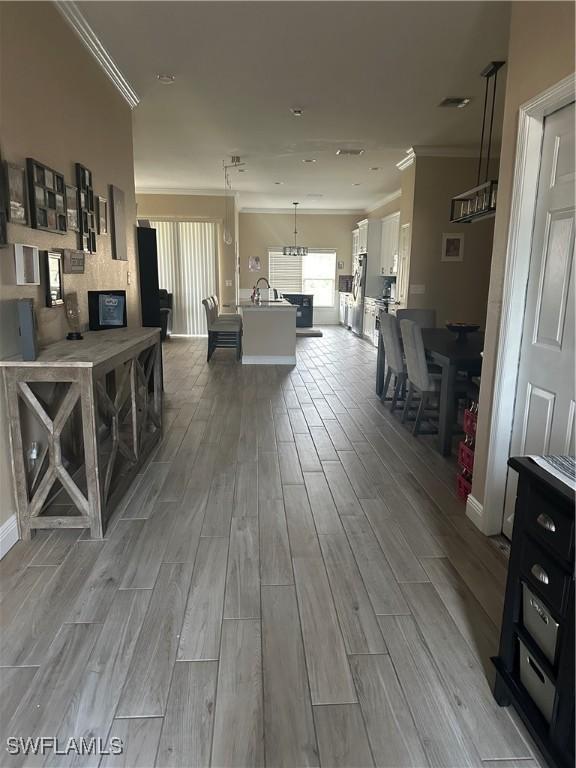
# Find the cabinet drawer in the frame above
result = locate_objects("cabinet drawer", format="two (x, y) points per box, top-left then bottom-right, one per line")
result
(522, 583), (559, 665)
(518, 637), (556, 723)
(525, 484), (574, 563)
(520, 538), (570, 616)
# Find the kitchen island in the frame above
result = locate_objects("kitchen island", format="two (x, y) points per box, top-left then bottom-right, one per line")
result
(239, 299), (297, 365)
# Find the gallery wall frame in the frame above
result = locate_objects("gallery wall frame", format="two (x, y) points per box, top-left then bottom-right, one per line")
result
(14, 243), (41, 285)
(66, 185), (79, 232)
(97, 195), (108, 235)
(63, 248), (85, 274)
(26, 158), (67, 234)
(110, 184), (127, 260)
(441, 232), (465, 262)
(76, 162), (96, 253)
(44, 250), (64, 307)
(6, 163), (29, 226)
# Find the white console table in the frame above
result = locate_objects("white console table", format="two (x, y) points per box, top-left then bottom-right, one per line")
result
(1, 328), (162, 539)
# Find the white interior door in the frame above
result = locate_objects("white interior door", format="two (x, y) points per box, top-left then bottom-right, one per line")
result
(502, 102), (575, 538)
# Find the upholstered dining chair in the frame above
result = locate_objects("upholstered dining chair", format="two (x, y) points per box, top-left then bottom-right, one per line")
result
(211, 295), (242, 322)
(202, 297), (242, 362)
(399, 318), (441, 436)
(379, 312), (406, 412)
(396, 308), (436, 329)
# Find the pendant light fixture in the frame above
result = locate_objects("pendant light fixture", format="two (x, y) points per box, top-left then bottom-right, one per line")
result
(222, 156), (244, 246)
(283, 202), (308, 257)
(450, 61), (505, 224)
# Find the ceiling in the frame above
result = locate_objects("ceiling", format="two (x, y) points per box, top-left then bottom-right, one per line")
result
(76, 1), (511, 211)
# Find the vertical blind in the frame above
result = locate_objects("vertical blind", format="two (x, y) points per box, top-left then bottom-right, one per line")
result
(151, 220), (217, 335)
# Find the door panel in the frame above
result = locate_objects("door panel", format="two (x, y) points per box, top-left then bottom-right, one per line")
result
(503, 102), (575, 539)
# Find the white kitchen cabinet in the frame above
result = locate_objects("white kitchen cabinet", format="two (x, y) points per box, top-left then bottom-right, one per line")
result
(352, 228), (359, 259)
(357, 219), (368, 254)
(339, 293), (348, 326)
(380, 212), (400, 276)
(395, 222), (411, 311)
(363, 299), (377, 344)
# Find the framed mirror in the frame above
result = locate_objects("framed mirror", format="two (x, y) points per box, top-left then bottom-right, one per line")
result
(44, 250), (64, 307)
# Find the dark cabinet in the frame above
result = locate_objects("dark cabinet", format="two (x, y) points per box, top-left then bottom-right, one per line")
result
(493, 457), (575, 768)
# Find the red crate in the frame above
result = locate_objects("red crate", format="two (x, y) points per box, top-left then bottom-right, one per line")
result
(458, 441), (475, 473)
(456, 473), (472, 501)
(463, 409), (477, 437)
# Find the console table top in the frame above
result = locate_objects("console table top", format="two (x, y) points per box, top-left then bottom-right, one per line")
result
(0, 327), (160, 369)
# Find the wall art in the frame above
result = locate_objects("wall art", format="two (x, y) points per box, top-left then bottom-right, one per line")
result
(76, 162), (96, 253)
(65, 185), (79, 232)
(14, 243), (40, 285)
(44, 250), (64, 306)
(97, 195), (108, 235)
(26, 158), (66, 233)
(63, 248), (85, 274)
(6, 163), (29, 226)
(110, 184), (127, 260)
(441, 232), (464, 262)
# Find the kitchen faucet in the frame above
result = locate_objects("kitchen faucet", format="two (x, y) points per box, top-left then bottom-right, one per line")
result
(256, 277), (270, 289)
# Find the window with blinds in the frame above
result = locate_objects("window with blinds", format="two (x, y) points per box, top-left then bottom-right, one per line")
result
(268, 249), (337, 307)
(268, 250), (302, 293)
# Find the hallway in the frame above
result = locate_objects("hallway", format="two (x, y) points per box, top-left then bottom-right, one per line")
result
(0, 327), (538, 767)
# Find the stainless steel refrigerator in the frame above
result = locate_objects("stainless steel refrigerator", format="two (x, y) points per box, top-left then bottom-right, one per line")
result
(351, 253), (367, 336)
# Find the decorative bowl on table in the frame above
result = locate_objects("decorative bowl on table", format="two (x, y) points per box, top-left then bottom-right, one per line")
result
(446, 322), (480, 343)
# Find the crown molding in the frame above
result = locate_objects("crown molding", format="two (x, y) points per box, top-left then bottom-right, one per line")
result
(239, 207), (363, 215)
(55, 1), (139, 109)
(365, 189), (401, 213)
(136, 188), (228, 197)
(412, 144), (486, 158)
(396, 148), (416, 171)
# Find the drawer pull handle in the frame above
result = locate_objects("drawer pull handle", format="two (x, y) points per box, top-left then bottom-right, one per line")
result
(531, 564), (549, 585)
(527, 655), (545, 684)
(529, 596), (550, 624)
(536, 513), (556, 533)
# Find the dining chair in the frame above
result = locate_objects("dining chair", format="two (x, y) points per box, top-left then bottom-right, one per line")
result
(379, 312), (406, 412)
(202, 297), (242, 362)
(396, 308), (436, 329)
(399, 319), (441, 436)
(211, 294), (242, 322)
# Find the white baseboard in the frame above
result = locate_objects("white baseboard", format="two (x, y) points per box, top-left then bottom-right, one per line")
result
(0, 514), (19, 560)
(242, 355), (296, 365)
(466, 493), (485, 530)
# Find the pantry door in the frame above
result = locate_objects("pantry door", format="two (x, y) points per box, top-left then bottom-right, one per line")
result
(502, 102), (575, 538)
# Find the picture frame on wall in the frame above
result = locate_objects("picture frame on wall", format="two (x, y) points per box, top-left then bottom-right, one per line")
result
(109, 184), (127, 260)
(44, 250), (64, 307)
(66, 185), (79, 232)
(26, 158), (67, 234)
(76, 162), (97, 253)
(6, 163), (29, 226)
(441, 232), (464, 262)
(14, 243), (41, 285)
(97, 196), (108, 235)
(63, 248), (85, 274)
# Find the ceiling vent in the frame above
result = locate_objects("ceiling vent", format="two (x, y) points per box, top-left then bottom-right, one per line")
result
(438, 97), (471, 109)
(336, 148), (365, 156)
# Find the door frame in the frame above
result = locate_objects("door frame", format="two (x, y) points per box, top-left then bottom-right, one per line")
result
(478, 73), (575, 536)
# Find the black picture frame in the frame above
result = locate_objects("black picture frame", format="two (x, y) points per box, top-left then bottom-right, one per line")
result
(6, 163), (29, 226)
(76, 162), (97, 253)
(43, 250), (64, 307)
(26, 158), (66, 234)
(97, 195), (108, 235)
(65, 185), (79, 232)
(110, 184), (127, 260)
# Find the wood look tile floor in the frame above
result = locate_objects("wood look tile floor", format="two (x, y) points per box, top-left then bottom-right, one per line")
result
(0, 327), (539, 768)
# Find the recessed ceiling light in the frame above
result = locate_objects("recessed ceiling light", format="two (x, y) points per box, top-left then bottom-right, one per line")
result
(157, 73), (176, 85)
(369, 167), (380, 171)
(336, 148), (365, 156)
(352, 182), (361, 186)
(290, 108), (304, 116)
(274, 181), (284, 185)
(438, 97), (471, 108)
(302, 159), (317, 164)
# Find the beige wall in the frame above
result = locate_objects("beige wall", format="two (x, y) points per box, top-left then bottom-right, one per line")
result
(136, 193), (237, 306)
(239, 211), (359, 287)
(0, 2), (138, 529)
(472, 1), (575, 508)
(409, 156), (496, 327)
(365, 194), (402, 221)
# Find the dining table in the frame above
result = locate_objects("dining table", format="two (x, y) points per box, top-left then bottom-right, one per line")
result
(376, 318), (483, 456)
(421, 328), (484, 455)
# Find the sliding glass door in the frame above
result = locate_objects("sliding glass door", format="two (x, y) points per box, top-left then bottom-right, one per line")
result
(151, 220), (217, 335)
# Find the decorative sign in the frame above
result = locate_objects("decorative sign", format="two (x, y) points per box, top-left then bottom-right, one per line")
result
(63, 249), (85, 274)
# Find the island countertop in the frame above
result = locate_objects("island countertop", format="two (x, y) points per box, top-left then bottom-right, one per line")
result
(238, 299), (296, 311)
